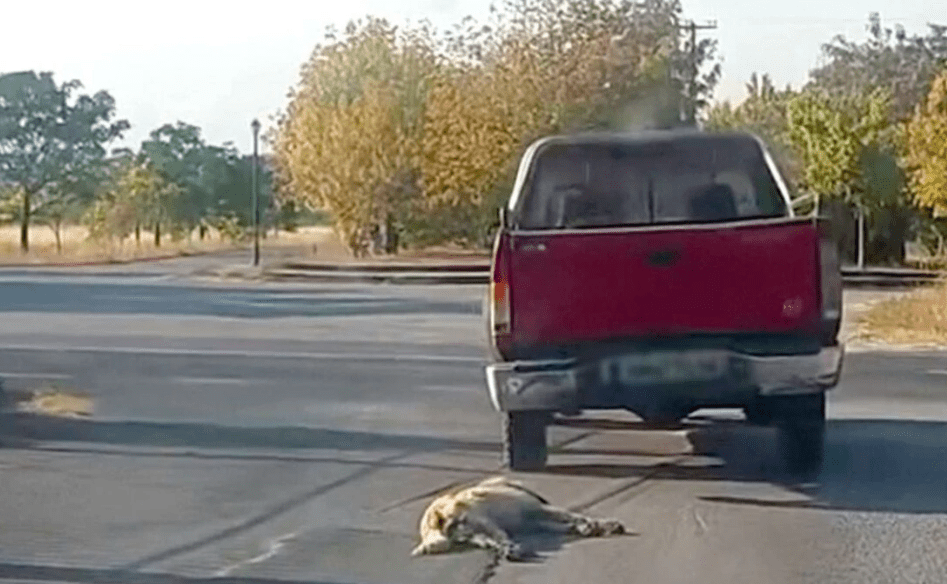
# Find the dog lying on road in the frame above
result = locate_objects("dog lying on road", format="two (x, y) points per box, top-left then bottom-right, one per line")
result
(411, 476), (626, 560)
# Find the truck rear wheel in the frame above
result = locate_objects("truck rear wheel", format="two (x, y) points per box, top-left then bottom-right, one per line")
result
(503, 411), (549, 471)
(775, 393), (826, 476)
(744, 397), (775, 426)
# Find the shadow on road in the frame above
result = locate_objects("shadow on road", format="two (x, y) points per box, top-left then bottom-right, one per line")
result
(503, 530), (640, 564)
(0, 562), (355, 584)
(0, 412), (497, 454)
(0, 281), (481, 318)
(545, 416), (947, 515)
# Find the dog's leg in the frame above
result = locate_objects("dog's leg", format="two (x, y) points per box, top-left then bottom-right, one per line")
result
(448, 515), (524, 561)
(538, 506), (625, 537)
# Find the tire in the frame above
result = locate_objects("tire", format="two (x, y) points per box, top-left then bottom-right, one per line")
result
(775, 393), (826, 476)
(744, 397), (775, 426)
(557, 408), (583, 418)
(638, 405), (690, 426)
(503, 411), (549, 471)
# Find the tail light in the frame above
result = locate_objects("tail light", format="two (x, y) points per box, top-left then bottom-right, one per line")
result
(489, 231), (513, 361)
(817, 218), (842, 344)
(491, 230), (511, 335)
(491, 279), (510, 335)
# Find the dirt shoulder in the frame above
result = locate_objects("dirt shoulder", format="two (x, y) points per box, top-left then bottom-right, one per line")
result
(844, 284), (947, 351)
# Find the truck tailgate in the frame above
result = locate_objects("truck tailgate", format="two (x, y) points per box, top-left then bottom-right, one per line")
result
(507, 218), (821, 346)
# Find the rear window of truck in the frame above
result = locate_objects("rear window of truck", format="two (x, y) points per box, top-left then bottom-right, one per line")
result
(515, 135), (789, 230)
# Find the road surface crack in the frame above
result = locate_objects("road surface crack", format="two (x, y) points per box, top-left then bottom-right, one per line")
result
(569, 456), (687, 513)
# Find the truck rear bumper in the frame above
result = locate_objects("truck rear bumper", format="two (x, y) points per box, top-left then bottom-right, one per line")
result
(485, 345), (844, 412)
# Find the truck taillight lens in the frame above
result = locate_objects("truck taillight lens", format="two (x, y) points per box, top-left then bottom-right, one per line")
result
(818, 219), (842, 342)
(491, 280), (510, 335)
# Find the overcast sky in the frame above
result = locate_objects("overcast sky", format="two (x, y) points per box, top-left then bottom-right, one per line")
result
(1, 0), (939, 154)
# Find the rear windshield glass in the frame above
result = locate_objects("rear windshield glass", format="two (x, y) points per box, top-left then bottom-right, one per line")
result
(515, 135), (788, 230)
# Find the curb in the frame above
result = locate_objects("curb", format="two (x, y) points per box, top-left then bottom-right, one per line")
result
(263, 269), (488, 285)
(0, 247), (241, 270)
(256, 265), (944, 287)
(280, 261), (490, 273)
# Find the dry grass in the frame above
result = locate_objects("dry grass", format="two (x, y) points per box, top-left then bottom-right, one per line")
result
(14, 388), (94, 418)
(0, 222), (492, 266)
(855, 280), (947, 346)
(0, 224), (347, 265)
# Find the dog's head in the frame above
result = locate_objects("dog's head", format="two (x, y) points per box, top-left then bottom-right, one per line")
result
(412, 504), (468, 557)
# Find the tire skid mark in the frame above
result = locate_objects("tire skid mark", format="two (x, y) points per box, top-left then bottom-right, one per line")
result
(0, 561), (341, 584)
(568, 456), (689, 513)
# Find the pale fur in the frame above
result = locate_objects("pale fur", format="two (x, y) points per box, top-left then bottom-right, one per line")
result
(411, 476), (625, 560)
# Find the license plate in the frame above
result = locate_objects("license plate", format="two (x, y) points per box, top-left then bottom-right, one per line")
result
(600, 351), (727, 386)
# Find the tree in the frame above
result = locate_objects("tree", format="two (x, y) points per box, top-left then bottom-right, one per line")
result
(274, 17), (436, 255)
(34, 186), (86, 253)
(904, 69), (947, 217)
(140, 122), (208, 240)
(705, 73), (802, 194)
(0, 71), (129, 251)
(809, 13), (947, 120)
(141, 123), (275, 243)
(806, 14), (947, 264)
(785, 88), (892, 203)
(206, 152), (274, 237)
(87, 159), (181, 246)
(786, 88), (911, 265)
(418, 0), (707, 246)
(274, 1), (720, 252)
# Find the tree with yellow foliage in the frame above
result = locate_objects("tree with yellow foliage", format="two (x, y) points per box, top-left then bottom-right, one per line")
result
(87, 159), (181, 247)
(417, 0), (689, 246)
(705, 74), (802, 192)
(904, 69), (947, 217)
(273, 1), (719, 252)
(273, 17), (435, 255)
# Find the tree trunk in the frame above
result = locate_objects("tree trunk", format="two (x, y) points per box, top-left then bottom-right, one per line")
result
(135, 223), (141, 245)
(154, 222), (161, 247)
(857, 206), (865, 270)
(54, 223), (62, 254)
(199, 224), (207, 240)
(384, 213), (398, 254)
(20, 190), (30, 252)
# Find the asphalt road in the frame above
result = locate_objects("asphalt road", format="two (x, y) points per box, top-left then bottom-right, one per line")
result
(0, 265), (945, 584)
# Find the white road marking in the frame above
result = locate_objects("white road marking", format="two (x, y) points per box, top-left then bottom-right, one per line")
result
(0, 343), (483, 364)
(0, 372), (72, 380)
(91, 295), (164, 302)
(928, 370), (947, 376)
(213, 531), (300, 577)
(172, 377), (258, 385)
(692, 507), (708, 535)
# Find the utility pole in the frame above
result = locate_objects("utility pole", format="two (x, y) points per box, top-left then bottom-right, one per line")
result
(250, 119), (261, 267)
(675, 19), (717, 125)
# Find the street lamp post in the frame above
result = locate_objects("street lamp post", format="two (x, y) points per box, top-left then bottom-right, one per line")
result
(250, 119), (261, 266)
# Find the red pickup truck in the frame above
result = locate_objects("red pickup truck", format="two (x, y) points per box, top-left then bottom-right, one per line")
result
(485, 130), (844, 474)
